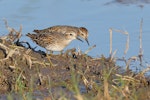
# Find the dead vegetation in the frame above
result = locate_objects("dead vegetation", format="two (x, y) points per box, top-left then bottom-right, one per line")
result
(0, 20), (150, 100)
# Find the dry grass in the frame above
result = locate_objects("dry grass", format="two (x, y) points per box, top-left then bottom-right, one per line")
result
(0, 19), (150, 100)
(109, 28), (129, 59)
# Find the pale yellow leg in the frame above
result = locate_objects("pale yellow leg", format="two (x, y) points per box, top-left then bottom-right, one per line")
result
(60, 50), (64, 55)
(46, 50), (53, 67)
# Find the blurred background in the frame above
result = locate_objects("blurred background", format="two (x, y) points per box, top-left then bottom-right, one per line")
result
(0, 0), (150, 63)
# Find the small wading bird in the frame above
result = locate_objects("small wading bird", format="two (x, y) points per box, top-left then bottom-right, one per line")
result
(33, 25), (90, 45)
(26, 31), (83, 53)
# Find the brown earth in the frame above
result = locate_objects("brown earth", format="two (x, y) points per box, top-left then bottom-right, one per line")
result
(0, 32), (112, 95)
(0, 26), (150, 100)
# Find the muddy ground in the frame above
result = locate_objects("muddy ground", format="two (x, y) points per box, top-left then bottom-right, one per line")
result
(0, 28), (150, 100)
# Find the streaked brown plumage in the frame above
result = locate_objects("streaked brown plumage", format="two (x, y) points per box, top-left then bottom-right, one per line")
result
(33, 25), (89, 45)
(27, 31), (80, 52)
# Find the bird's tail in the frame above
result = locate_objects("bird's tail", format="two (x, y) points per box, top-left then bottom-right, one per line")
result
(33, 30), (40, 33)
(26, 33), (37, 39)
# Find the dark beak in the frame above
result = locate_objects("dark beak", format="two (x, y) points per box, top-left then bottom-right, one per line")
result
(77, 37), (83, 42)
(85, 38), (90, 46)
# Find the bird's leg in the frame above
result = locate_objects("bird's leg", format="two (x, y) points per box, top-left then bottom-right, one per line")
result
(60, 50), (64, 55)
(46, 50), (53, 67)
(50, 50), (53, 54)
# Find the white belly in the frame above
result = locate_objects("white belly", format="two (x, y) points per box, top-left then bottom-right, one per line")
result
(45, 45), (65, 51)
(45, 40), (72, 51)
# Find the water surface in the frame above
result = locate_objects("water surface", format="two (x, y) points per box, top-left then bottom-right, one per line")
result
(0, 0), (150, 63)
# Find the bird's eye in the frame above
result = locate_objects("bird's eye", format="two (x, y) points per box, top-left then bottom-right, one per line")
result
(70, 34), (73, 36)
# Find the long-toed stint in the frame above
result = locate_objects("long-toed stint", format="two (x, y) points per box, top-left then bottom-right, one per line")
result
(27, 31), (83, 67)
(33, 25), (90, 45)
(26, 31), (82, 53)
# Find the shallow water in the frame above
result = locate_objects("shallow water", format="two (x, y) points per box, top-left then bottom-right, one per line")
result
(0, 0), (150, 62)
